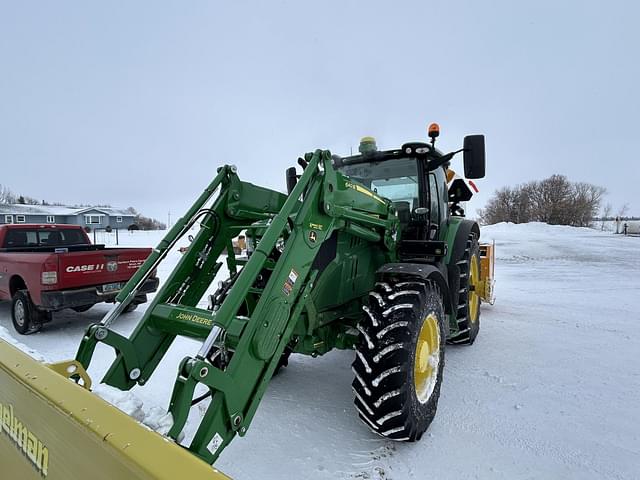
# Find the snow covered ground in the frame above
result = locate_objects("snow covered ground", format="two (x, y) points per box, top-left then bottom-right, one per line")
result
(1, 223), (639, 479)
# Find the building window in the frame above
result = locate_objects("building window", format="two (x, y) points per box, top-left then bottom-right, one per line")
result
(116, 216), (123, 223)
(46, 215), (55, 223)
(16, 215), (26, 223)
(4, 215), (13, 224)
(84, 215), (102, 225)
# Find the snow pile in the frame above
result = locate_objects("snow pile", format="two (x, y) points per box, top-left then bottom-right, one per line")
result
(92, 384), (146, 419)
(93, 384), (179, 437)
(481, 221), (638, 265)
(0, 325), (48, 362)
(0, 322), (179, 439)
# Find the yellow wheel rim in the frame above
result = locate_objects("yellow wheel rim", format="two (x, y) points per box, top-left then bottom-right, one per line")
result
(469, 254), (480, 323)
(414, 313), (441, 404)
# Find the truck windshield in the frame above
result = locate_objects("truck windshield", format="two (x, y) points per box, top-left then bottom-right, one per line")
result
(338, 158), (420, 211)
(3, 229), (88, 248)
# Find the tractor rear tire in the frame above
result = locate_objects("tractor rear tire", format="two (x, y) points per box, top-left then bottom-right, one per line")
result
(352, 279), (446, 441)
(449, 235), (481, 345)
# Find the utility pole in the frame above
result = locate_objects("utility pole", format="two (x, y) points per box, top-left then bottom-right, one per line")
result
(168, 210), (171, 228)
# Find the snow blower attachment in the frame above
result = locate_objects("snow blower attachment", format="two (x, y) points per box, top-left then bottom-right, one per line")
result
(1, 125), (495, 476)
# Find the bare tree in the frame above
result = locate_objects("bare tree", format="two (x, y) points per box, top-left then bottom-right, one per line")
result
(0, 184), (16, 204)
(480, 175), (606, 227)
(601, 203), (612, 230)
(572, 181), (606, 227)
(617, 203), (629, 219)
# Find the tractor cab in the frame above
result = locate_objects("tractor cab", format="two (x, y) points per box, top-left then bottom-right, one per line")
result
(332, 125), (486, 258)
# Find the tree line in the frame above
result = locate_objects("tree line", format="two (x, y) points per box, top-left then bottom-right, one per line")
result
(478, 174), (607, 227)
(1, 183), (114, 207)
(124, 207), (167, 231)
(0, 184), (39, 205)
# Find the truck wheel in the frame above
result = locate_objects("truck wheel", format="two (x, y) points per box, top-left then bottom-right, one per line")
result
(352, 279), (446, 441)
(72, 305), (93, 313)
(207, 346), (292, 376)
(272, 347), (293, 376)
(449, 235), (481, 345)
(11, 290), (43, 335)
(123, 302), (139, 313)
(123, 294), (147, 313)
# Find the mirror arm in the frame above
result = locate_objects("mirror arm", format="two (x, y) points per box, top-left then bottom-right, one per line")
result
(427, 148), (464, 171)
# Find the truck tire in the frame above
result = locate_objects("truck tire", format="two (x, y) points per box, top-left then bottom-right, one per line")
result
(72, 305), (93, 313)
(449, 235), (481, 345)
(207, 346), (292, 376)
(11, 290), (43, 335)
(208, 272), (292, 375)
(123, 302), (139, 313)
(352, 279), (446, 441)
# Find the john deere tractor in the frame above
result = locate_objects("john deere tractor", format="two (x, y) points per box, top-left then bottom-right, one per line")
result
(0, 124), (495, 479)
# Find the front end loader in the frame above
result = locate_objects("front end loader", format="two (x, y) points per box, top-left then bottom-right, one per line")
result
(0, 124), (495, 477)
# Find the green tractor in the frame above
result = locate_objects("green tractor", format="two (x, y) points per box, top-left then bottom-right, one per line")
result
(65, 124), (494, 465)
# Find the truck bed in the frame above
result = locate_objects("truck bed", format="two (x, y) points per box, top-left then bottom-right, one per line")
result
(0, 225), (159, 330)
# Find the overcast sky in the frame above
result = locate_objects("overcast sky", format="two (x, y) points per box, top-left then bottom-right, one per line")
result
(1, 1), (638, 223)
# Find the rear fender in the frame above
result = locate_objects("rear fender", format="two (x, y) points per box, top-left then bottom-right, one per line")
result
(444, 218), (480, 265)
(442, 218), (480, 327)
(8, 275), (27, 297)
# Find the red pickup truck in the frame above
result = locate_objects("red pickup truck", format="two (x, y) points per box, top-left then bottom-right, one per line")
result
(0, 224), (159, 334)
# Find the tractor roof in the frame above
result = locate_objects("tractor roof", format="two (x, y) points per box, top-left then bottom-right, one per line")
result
(334, 142), (447, 170)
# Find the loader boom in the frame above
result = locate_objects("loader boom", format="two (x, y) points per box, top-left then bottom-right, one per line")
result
(74, 149), (399, 463)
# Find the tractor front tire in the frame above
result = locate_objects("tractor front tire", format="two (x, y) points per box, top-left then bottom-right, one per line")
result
(352, 279), (446, 441)
(449, 235), (481, 345)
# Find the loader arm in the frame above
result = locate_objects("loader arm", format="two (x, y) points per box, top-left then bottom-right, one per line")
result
(73, 149), (399, 464)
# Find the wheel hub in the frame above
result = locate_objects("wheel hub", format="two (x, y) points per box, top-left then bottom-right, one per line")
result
(414, 313), (440, 403)
(469, 254), (480, 323)
(14, 300), (26, 327)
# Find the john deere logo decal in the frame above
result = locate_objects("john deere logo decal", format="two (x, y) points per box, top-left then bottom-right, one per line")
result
(175, 312), (213, 327)
(309, 231), (317, 243)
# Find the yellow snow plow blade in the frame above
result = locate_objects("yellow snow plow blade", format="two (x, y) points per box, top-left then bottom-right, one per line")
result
(0, 339), (230, 480)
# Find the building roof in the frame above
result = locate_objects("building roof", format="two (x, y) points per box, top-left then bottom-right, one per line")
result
(73, 206), (135, 216)
(0, 204), (135, 217)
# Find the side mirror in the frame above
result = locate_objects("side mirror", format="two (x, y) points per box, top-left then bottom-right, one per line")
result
(463, 135), (486, 179)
